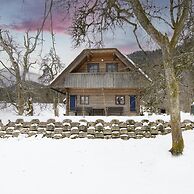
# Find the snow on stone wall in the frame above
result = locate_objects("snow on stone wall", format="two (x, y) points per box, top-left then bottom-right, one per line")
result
(0, 119), (193, 139)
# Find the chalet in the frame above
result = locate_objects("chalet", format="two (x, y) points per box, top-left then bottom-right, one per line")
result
(50, 48), (150, 116)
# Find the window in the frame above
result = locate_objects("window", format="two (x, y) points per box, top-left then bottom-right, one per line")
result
(88, 63), (99, 73)
(130, 95), (136, 112)
(80, 96), (89, 105)
(106, 63), (118, 72)
(115, 95), (125, 105)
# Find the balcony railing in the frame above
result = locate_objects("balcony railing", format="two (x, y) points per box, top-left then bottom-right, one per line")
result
(60, 72), (147, 89)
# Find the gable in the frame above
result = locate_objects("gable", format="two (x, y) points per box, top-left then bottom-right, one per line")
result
(50, 48), (151, 88)
(71, 51), (131, 73)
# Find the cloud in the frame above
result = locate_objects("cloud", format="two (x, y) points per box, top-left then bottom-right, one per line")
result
(7, 14), (71, 34)
(0, 0), (71, 33)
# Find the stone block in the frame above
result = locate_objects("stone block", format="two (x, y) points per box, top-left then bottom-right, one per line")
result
(95, 119), (105, 124)
(157, 124), (164, 132)
(0, 131), (6, 137)
(47, 119), (55, 124)
(71, 122), (80, 127)
(110, 119), (120, 125)
(150, 130), (158, 135)
(112, 131), (120, 138)
(87, 127), (95, 135)
(70, 134), (79, 139)
(103, 126), (112, 135)
(28, 131), (37, 136)
(95, 125), (104, 132)
(79, 125), (87, 132)
(128, 132), (136, 138)
(134, 122), (143, 128)
(156, 119), (165, 124)
(30, 119), (40, 124)
(53, 134), (63, 139)
(71, 127), (79, 134)
(14, 123), (23, 130)
(141, 119), (149, 123)
(46, 123), (55, 131)
(126, 119), (135, 125)
(12, 130), (20, 137)
(95, 132), (104, 138)
(135, 135), (144, 139)
(62, 119), (72, 123)
(30, 123), (38, 131)
(37, 128), (46, 134)
(87, 134), (95, 139)
(15, 119), (24, 124)
(104, 135), (112, 139)
(79, 131), (87, 138)
(144, 132), (151, 138)
(120, 134), (129, 140)
(111, 125), (120, 131)
(54, 128), (63, 134)
(63, 125), (71, 131)
(127, 125), (135, 132)
(88, 122), (96, 127)
(20, 127), (29, 134)
(6, 127), (14, 134)
(63, 131), (71, 138)
(120, 128), (128, 134)
(119, 122), (127, 128)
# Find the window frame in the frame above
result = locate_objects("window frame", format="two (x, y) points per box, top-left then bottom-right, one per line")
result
(106, 63), (118, 72)
(87, 63), (99, 73)
(80, 95), (89, 105)
(115, 95), (125, 105)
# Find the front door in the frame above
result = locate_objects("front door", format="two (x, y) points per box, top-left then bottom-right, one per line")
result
(70, 95), (76, 111)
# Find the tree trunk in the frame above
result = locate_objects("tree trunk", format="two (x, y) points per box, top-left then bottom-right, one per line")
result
(16, 82), (25, 115)
(162, 48), (184, 155)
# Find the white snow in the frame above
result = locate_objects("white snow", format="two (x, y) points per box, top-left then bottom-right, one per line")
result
(0, 132), (193, 194)
(0, 103), (194, 124)
(0, 103), (194, 194)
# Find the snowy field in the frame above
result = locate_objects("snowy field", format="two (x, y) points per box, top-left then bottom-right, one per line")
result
(0, 103), (194, 194)
(0, 103), (194, 124)
(0, 131), (194, 194)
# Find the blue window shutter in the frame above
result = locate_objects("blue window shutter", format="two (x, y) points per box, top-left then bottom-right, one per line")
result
(70, 95), (76, 111)
(130, 96), (136, 112)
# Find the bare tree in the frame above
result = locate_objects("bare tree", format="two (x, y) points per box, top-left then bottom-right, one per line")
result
(57, 0), (193, 155)
(0, 0), (55, 115)
(0, 30), (41, 115)
(39, 48), (64, 116)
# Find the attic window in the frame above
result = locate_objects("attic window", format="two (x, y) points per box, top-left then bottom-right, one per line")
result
(88, 63), (99, 73)
(106, 63), (118, 72)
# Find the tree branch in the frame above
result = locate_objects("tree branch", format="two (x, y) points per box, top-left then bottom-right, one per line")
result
(129, 0), (168, 48)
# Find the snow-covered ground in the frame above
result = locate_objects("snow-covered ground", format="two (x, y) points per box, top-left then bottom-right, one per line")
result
(0, 103), (194, 124)
(0, 103), (194, 194)
(0, 131), (194, 194)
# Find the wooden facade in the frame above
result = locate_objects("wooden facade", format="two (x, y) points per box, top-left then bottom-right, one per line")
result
(50, 48), (150, 116)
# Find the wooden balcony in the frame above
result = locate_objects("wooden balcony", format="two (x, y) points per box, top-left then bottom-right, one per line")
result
(61, 72), (148, 89)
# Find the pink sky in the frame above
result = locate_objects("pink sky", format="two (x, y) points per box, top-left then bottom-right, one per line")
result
(0, 0), (162, 66)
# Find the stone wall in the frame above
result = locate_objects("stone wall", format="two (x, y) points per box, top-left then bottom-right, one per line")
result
(0, 119), (193, 140)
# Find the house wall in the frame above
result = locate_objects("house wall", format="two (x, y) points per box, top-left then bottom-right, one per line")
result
(67, 88), (141, 116)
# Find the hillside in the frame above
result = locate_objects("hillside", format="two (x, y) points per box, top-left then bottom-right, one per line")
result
(128, 49), (194, 112)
